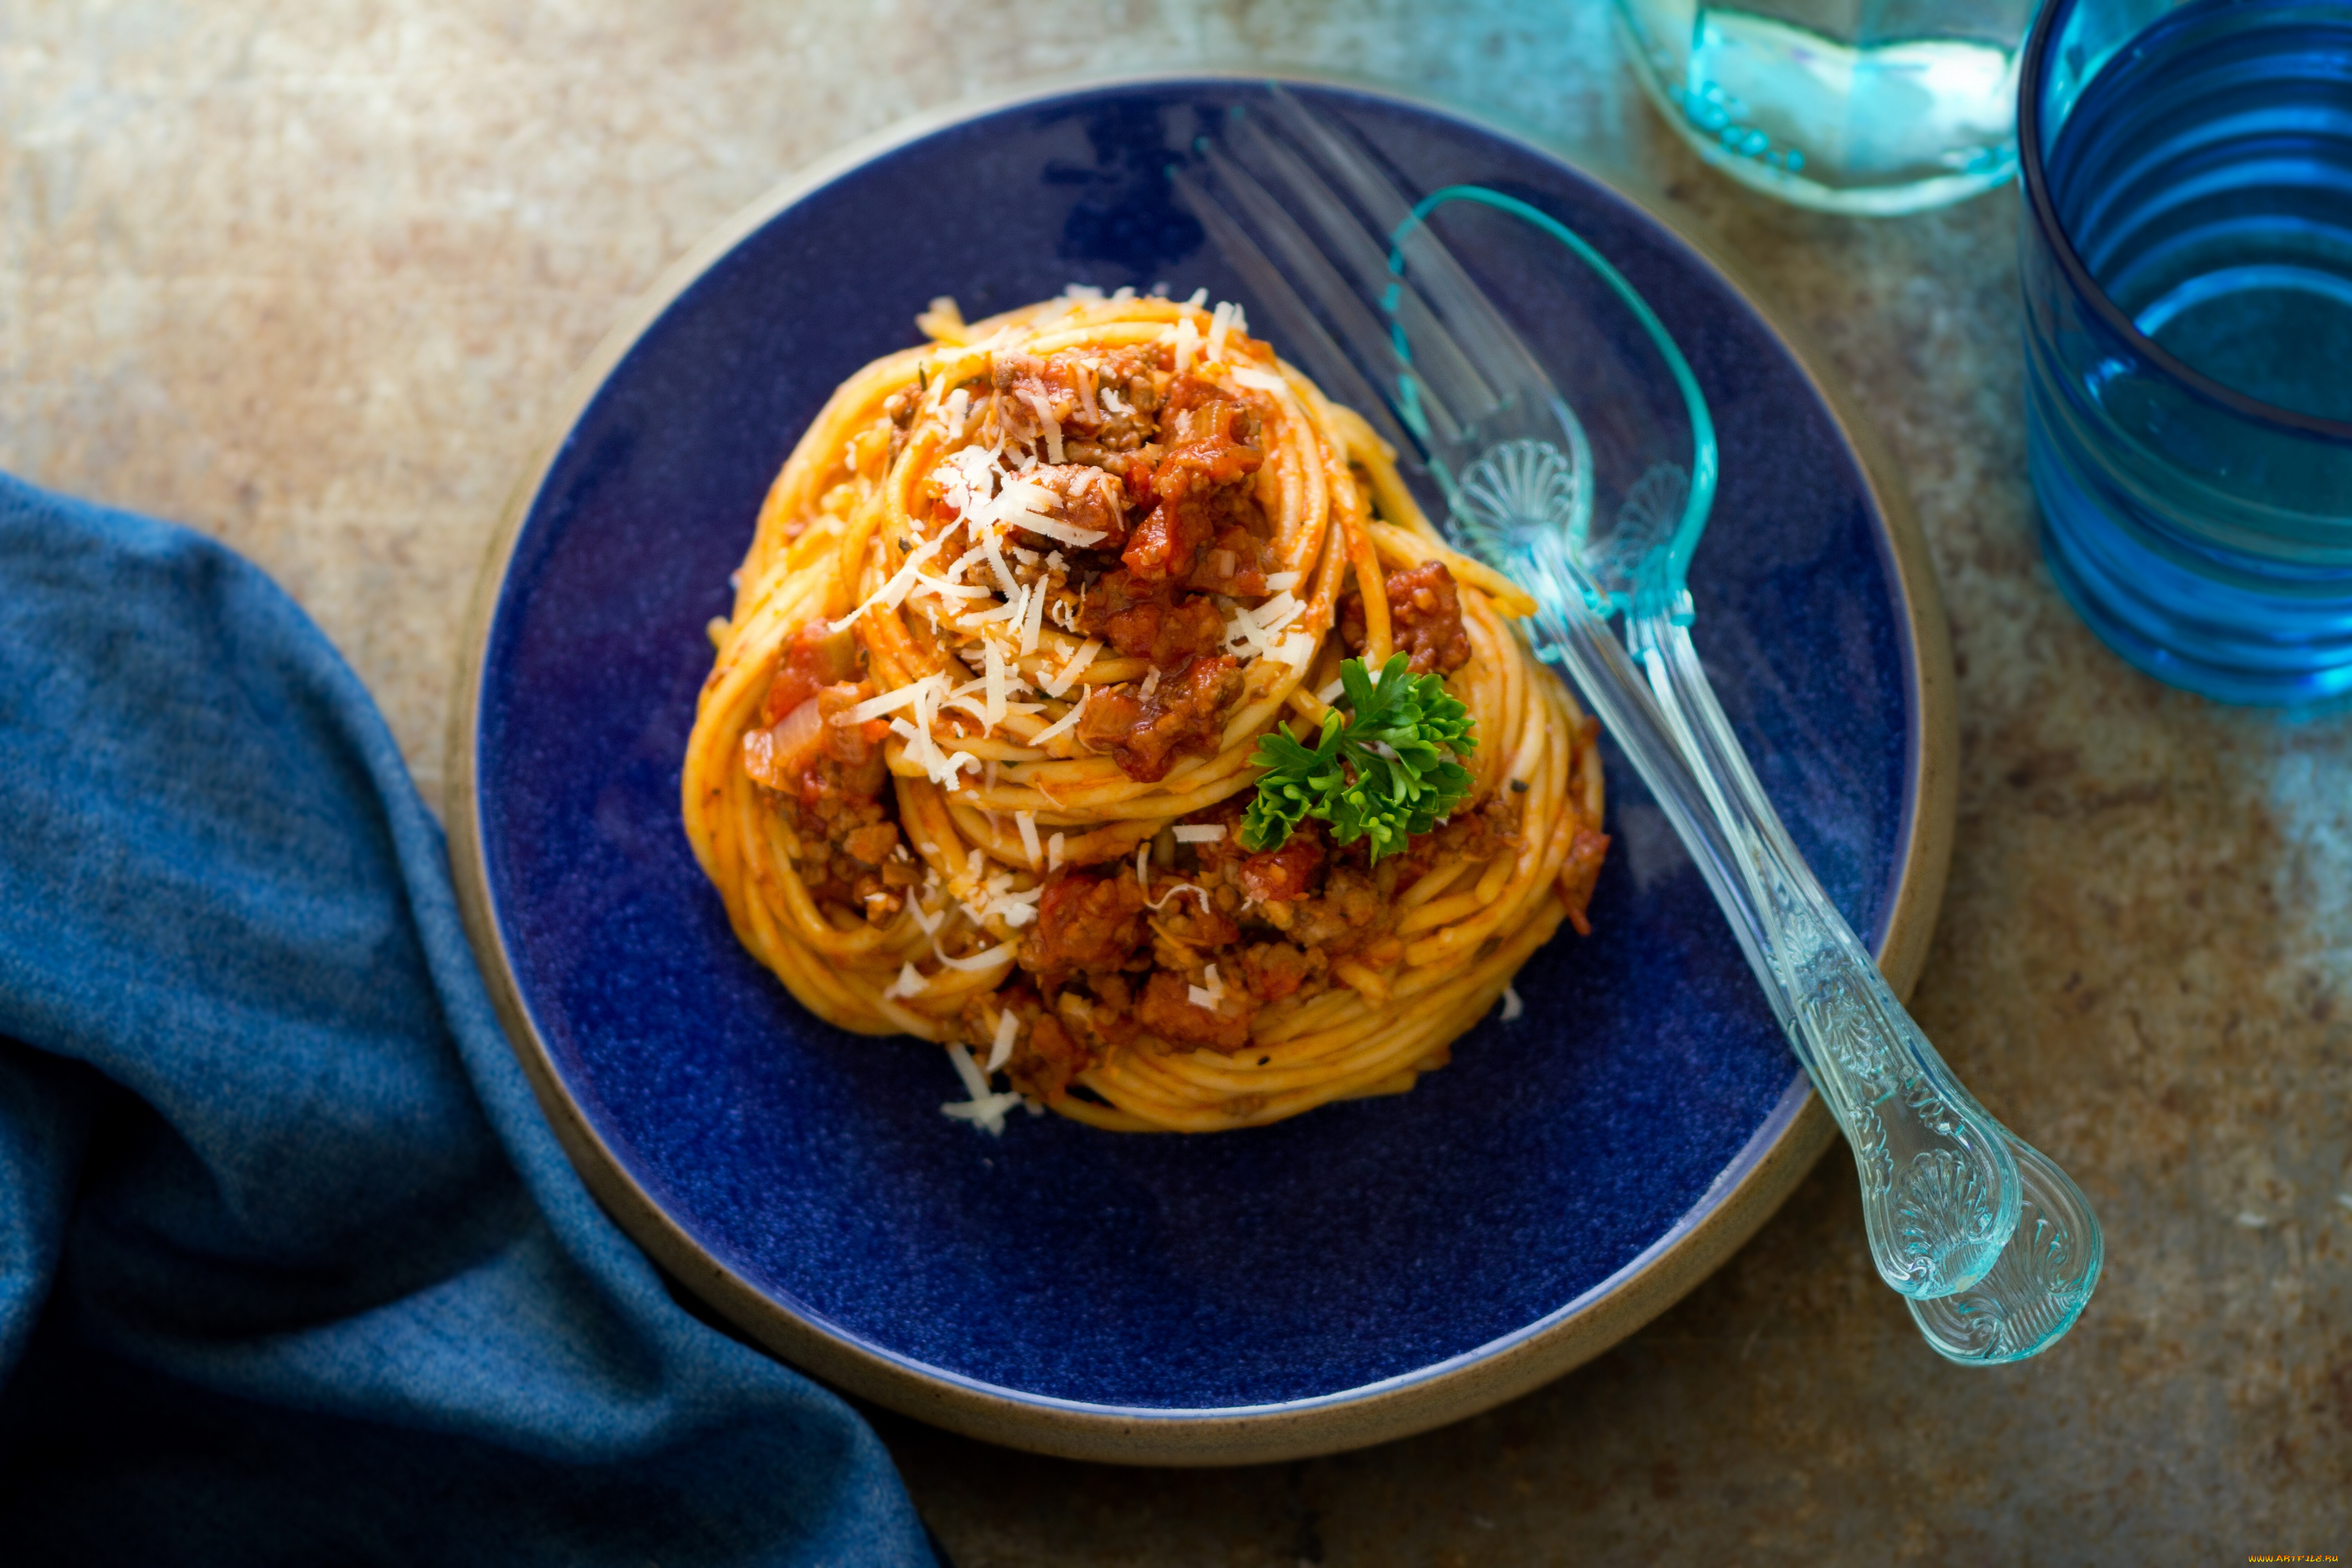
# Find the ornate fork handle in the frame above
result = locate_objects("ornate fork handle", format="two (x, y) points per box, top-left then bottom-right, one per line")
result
(1639, 608), (2102, 1352)
(1628, 605), (2022, 1298)
(1646, 594), (2107, 1345)
(1516, 528), (2019, 1299)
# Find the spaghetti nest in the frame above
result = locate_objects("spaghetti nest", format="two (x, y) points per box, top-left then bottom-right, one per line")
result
(683, 290), (1610, 1134)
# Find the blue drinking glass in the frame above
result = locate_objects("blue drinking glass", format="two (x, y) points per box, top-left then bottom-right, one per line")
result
(2020, 0), (2352, 704)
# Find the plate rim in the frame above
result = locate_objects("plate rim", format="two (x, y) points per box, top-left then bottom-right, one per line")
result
(443, 66), (1956, 1467)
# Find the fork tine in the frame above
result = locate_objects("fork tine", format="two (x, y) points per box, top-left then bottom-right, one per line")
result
(1185, 142), (1456, 459)
(1168, 160), (1424, 464)
(1260, 87), (1570, 434)
(1225, 110), (1504, 446)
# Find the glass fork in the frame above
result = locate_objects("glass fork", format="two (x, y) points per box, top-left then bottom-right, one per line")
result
(1174, 88), (2101, 1361)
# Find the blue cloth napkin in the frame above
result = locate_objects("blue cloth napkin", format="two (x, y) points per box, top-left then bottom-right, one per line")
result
(0, 474), (940, 1565)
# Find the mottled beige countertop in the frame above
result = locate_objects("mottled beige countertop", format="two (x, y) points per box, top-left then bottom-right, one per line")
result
(6, 1), (2347, 1560)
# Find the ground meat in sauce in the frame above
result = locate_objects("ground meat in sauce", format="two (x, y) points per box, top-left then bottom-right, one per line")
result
(1130, 970), (1253, 1053)
(1235, 939), (1325, 1002)
(998, 789), (1590, 1085)
(988, 346), (1179, 472)
(741, 620), (916, 928)
(988, 351), (1069, 452)
(1178, 515), (1271, 598)
(1151, 887), (1239, 953)
(1064, 358), (1163, 459)
(1027, 462), (1128, 549)
(1121, 377), (1266, 584)
(1076, 569), (1227, 667)
(973, 987), (1101, 1102)
(743, 706), (910, 928)
(1239, 831), (1324, 905)
(1008, 1011), (1099, 1100)
(1076, 654), (1244, 783)
(1339, 560), (1474, 676)
(1389, 794), (1525, 888)
(1556, 825), (1612, 937)
(1267, 863), (1391, 955)
(1025, 867), (1151, 977)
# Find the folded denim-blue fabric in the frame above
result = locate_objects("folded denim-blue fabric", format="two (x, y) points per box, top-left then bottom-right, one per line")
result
(0, 473), (939, 1565)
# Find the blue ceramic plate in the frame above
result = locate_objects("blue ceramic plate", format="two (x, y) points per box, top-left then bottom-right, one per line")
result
(449, 75), (1954, 1466)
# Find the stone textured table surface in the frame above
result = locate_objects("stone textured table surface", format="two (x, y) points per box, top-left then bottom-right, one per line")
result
(6, 2), (2347, 1560)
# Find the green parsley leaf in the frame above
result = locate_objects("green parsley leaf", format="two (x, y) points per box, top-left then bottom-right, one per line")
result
(1239, 653), (1478, 863)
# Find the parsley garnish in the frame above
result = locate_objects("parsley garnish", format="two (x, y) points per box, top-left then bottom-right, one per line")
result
(1240, 653), (1477, 863)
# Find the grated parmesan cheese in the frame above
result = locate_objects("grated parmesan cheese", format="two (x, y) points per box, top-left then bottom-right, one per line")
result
(1173, 314), (1198, 374)
(1145, 881), (1211, 914)
(1172, 824), (1225, 844)
(982, 539), (1020, 596)
(948, 1042), (990, 1098)
(943, 1096), (1021, 1133)
(1022, 389), (1064, 463)
(982, 640), (1010, 728)
(889, 710), (981, 789)
(1229, 365), (1288, 400)
(1015, 810), (1042, 868)
(1184, 286), (1209, 308)
(915, 571), (991, 602)
(1255, 591), (1305, 634)
(940, 1042), (1021, 1136)
(938, 444), (998, 515)
(845, 672), (945, 726)
(1020, 570), (1049, 654)
(969, 474), (1106, 551)
(838, 535), (948, 625)
(986, 1008), (1019, 1072)
(1206, 299), (1235, 364)
(1500, 985), (1525, 1022)
(1265, 571), (1301, 592)
(959, 596), (1022, 627)
(933, 937), (1018, 973)
(883, 961), (927, 999)
(1040, 638), (1102, 697)
(1029, 691), (1090, 746)
(941, 1091), (1023, 1135)
(1047, 831), (1066, 871)
(1224, 591), (1305, 660)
